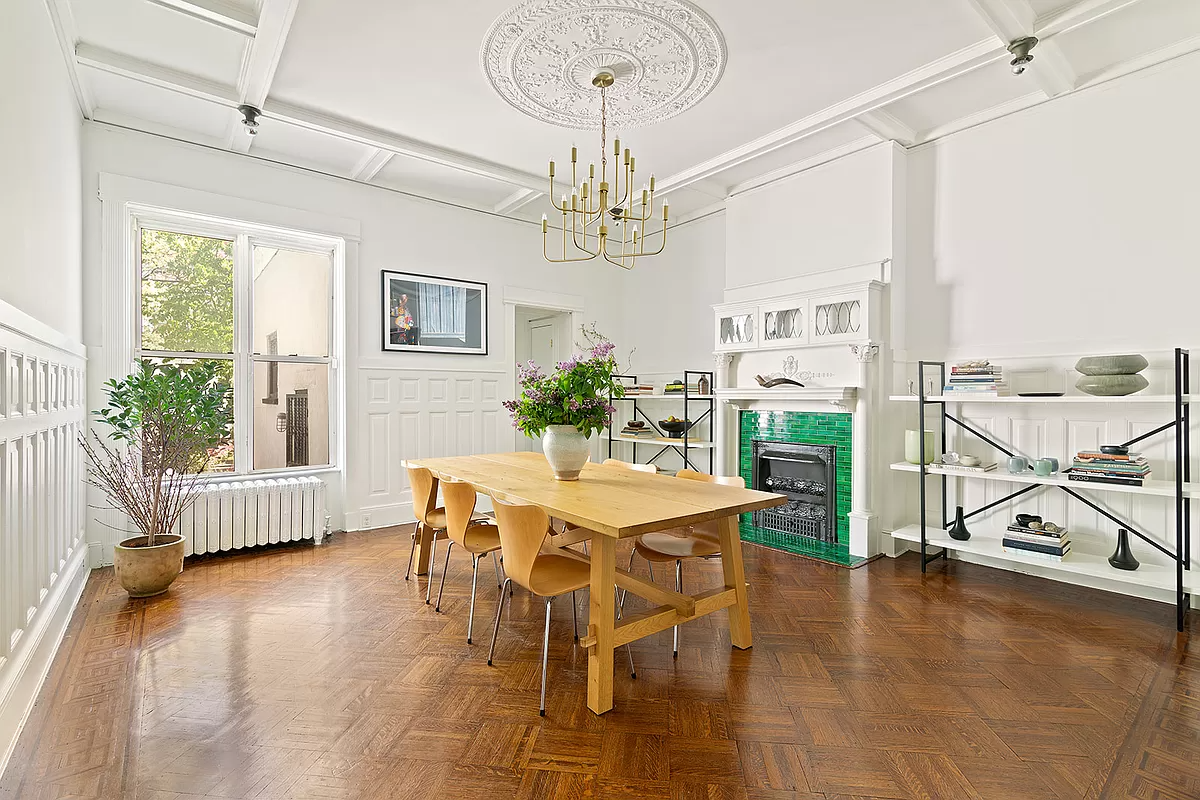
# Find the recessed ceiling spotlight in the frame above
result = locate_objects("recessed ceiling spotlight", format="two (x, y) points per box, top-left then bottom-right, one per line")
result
(1008, 36), (1038, 75)
(237, 104), (261, 136)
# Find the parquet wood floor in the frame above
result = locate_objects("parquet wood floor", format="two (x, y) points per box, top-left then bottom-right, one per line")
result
(2, 526), (1197, 799)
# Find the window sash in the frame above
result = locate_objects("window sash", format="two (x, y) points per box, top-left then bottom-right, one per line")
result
(133, 216), (339, 477)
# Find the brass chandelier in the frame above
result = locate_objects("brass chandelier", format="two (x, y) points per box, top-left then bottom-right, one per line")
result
(541, 68), (669, 270)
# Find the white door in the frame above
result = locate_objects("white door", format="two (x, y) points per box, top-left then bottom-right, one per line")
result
(522, 320), (557, 451)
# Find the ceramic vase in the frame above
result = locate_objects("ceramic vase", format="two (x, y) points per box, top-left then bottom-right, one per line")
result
(905, 430), (936, 465)
(542, 424), (591, 481)
(948, 506), (971, 541)
(1108, 528), (1140, 571)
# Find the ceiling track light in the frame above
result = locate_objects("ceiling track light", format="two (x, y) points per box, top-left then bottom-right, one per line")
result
(238, 104), (262, 136)
(1008, 36), (1038, 75)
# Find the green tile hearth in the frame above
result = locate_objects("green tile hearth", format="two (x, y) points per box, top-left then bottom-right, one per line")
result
(739, 410), (864, 567)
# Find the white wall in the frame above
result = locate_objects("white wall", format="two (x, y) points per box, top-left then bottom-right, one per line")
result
(81, 124), (624, 531)
(0, 0), (89, 778)
(0, 0), (83, 341)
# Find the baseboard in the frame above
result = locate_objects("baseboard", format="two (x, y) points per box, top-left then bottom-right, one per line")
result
(0, 545), (89, 778)
(346, 494), (497, 532)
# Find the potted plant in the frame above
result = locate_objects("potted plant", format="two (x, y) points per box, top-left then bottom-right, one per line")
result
(504, 327), (624, 480)
(82, 360), (233, 597)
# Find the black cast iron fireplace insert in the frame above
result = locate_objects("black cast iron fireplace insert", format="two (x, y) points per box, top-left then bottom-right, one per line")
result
(751, 440), (838, 545)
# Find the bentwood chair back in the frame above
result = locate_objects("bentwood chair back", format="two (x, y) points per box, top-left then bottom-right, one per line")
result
(401, 461), (447, 603)
(438, 480), (504, 640)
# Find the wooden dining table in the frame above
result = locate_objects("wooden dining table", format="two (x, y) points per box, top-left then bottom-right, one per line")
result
(408, 451), (786, 714)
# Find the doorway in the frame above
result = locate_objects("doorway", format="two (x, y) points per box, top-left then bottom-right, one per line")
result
(514, 306), (572, 452)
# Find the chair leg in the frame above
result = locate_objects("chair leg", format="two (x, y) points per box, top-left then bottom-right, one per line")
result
(404, 523), (421, 580)
(488, 577), (512, 666)
(571, 590), (579, 641)
(619, 548), (636, 611)
(540, 596), (552, 716)
(491, 551), (502, 588)
(435, 540), (454, 612)
(673, 560), (682, 659)
(627, 644), (637, 679)
(426, 532), (439, 604)
(647, 560), (655, 582)
(467, 554), (479, 644)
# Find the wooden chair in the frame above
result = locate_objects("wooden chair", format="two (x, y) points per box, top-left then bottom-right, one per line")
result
(402, 461), (485, 604)
(435, 480), (506, 643)
(628, 469), (744, 658)
(488, 496), (634, 715)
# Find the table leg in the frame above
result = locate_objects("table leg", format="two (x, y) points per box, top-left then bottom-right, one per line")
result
(717, 514), (753, 649)
(413, 522), (434, 577)
(587, 535), (616, 714)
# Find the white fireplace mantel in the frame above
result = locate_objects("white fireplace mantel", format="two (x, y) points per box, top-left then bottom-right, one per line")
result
(715, 386), (858, 409)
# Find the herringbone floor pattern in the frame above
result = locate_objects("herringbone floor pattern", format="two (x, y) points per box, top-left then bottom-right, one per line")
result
(1, 526), (1197, 799)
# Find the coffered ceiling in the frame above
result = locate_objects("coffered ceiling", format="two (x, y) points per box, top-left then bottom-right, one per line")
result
(45, 0), (1200, 222)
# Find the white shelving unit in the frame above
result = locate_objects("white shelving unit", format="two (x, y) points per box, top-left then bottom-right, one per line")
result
(607, 371), (715, 472)
(611, 434), (714, 449)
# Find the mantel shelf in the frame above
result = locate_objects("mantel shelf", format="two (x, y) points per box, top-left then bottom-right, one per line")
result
(716, 387), (858, 405)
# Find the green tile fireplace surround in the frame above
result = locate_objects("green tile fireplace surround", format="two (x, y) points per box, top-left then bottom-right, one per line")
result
(738, 410), (864, 566)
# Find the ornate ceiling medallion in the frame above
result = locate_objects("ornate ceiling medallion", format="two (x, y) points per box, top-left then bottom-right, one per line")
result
(480, 0), (727, 130)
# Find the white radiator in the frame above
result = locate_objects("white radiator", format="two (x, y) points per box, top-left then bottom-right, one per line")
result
(178, 477), (328, 556)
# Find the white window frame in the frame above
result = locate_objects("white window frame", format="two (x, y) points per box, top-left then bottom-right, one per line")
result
(130, 204), (345, 478)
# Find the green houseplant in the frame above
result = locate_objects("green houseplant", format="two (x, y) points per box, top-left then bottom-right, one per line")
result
(504, 326), (624, 480)
(82, 360), (233, 597)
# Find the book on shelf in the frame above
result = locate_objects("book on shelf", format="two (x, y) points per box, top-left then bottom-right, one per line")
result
(927, 462), (999, 474)
(1005, 524), (1069, 540)
(620, 429), (657, 438)
(1072, 460), (1149, 472)
(1002, 537), (1071, 556)
(1002, 545), (1072, 562)
(1076, 451), (1143, 462)
(1005, 531), (1071, 547)
(1065, 471), (1147, 487)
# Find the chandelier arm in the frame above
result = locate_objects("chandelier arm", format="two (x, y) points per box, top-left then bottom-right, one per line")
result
(642, 222), (669, 257)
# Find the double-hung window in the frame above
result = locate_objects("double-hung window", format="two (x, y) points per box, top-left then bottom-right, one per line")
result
(134, 207), (342, 475)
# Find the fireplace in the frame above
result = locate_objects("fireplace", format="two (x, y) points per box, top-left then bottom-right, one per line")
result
(751, 440), (838, 545)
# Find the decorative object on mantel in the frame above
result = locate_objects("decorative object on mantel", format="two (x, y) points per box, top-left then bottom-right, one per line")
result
(1108, 528), (1141, 571)
(755, 355), (806, 388)
(1075, 354), (1149, 396)
(945, 360), (1009, 397)
(504, 332), (623, 480)
(947, 506), (971, 541)
(904, 430), (936, 465)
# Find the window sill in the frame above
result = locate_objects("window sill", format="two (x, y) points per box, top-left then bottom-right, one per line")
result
(197, 466), (342, 485)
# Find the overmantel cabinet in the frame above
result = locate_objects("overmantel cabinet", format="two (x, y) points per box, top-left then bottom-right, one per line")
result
(713, 281), (882, 353)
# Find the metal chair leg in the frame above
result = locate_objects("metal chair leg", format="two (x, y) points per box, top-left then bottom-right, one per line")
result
(540, 596), (552, 716)
(627, 644), (636, 679)
(467, 554), (480, 643)
(426, 532), (440, 604)
(619, 549), (636, 611)
(404, 523), (420, 580)
(488, 577), (512, 666)
(491, 551), (502, 588)
(435, 540), (454, 612)
(673, 560), (682, 659)
(571, 590), (579, 641)
(647, 560), (655, 582)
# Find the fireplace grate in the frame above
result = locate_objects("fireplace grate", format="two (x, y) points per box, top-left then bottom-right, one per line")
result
(753, 508), (824, 539)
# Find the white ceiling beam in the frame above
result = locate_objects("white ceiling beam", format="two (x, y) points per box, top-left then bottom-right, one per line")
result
(964, 0), (1075, 96)
(1036, 0), (1143, 37)
(143, 0), (257, 37)
(75, 43), (238, 106)
(42, 0), (93, 119)
(1076, 33), (1200, 89)
(658, 39), (1006, 195)
(349, 148), (393, 182)
(913, 92), (1046, 144)
(93, 108), (228, 149)
(856, 110), (917, 146)
(494, 188), (542, 215)
(264, 100), (547, 192)
(226, 0), (300, 153)
(727, 136), (881, 197)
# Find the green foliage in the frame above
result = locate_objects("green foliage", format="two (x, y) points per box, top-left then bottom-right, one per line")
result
(503, 332), (624, 439)
(140, 229), (234, 354)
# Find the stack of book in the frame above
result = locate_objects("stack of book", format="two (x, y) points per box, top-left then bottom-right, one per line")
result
(1003, 524), (1071, 562)
(1067, 451), (1152, 486)
(664, 379), (701, 394)
(944, 362), (1009, 397)
(619, 421), (656, 438)
(622, 383), (656, 396)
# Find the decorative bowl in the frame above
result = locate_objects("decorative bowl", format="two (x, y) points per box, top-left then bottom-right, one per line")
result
(1075, 354), (1148, 376)
(1100, 444), (1129, 456)
(1015, 513), (1042, 527)
(959, 455), (981, 467)
(659, 419), (693, 438)
(1076, 374), (1149, 396)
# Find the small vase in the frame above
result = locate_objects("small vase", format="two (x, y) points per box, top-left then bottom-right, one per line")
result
(1108, 528), (1140, 571)
(905, 430), (936, 465)
(947, 505), (971, 541)
(542, 425), (591, 481)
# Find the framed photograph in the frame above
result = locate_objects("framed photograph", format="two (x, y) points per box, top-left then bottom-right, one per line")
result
(381, 270), (488, 354)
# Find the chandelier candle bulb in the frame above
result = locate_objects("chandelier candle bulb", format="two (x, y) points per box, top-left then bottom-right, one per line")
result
(549, 160), (555, 177)
(614, 138), (620, 156)
(589, 162), (595, 178)
(650, 175), (655, 191)
(571, 146), (577, 162)
(541, 215), (548, 233)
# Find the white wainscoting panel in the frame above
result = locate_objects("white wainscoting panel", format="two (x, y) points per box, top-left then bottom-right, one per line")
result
(0, 307), (88, 777)
(347, 367), (509, 529)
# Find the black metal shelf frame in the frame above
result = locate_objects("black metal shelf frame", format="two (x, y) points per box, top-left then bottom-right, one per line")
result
(913, 348), (1192, 631)
(607, 370), (716, 473)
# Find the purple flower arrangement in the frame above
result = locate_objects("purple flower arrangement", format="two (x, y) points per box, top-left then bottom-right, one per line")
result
(504, 335), (624, 439)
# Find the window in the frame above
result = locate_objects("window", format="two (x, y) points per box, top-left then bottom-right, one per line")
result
(135, 211), (341, 476)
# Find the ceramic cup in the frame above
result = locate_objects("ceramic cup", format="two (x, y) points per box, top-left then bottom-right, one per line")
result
(1034, 458), (1055, 477)
(960, 455), (981, 467)
(1044, 457), (1059, 473)
(1008, 456), (1029, 474)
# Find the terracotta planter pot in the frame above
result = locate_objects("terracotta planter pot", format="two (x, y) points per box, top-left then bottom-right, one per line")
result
(114, 534), (185, 598)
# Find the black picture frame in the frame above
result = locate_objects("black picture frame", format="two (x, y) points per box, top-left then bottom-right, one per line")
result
(380, 270), (488, 355)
